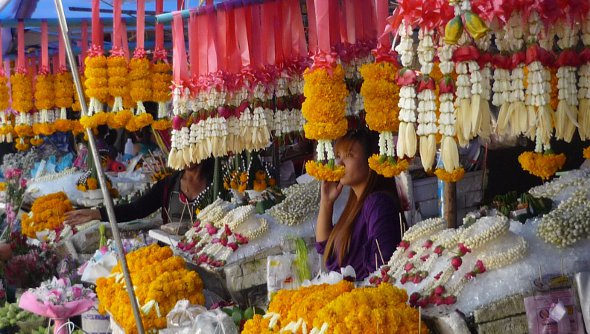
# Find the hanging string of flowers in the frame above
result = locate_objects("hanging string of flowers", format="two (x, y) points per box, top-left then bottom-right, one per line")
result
(54, 27), (75, 134)
(32, 22), (55, 143)
(360, 55), (408, 177)
(417, 28), (438, 171)
(506, 12), (529, 138)
(12, 22), (33, 151)
(437, 39), (464, 182)
(554, 18), (579, 142)
(302, 64), (348, 181)
(395, 22), (418, 159)
(0, 64), (12, 143)
(151, 60), (172, 130)
(578, 14), (590, 141)
(82, 0), (109, 129)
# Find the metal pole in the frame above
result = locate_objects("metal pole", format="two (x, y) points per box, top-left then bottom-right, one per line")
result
(53, 1), (146, 333)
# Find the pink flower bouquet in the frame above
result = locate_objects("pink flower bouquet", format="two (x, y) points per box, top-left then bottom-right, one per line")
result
(18, 277), (95, 334)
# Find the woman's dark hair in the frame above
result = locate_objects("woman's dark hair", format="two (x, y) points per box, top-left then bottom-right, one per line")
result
(323, 127), (406, 266)
(200, 157), (215, 184)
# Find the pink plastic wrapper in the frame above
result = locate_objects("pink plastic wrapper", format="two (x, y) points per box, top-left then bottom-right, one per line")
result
(18, 291), (95, 334)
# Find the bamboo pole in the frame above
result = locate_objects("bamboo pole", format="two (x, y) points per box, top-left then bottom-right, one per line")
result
(53, 1), (145, 333)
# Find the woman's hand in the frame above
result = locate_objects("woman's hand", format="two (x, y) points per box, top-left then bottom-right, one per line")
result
(320, 181), (343, 206)
(64, 209), (101, 227)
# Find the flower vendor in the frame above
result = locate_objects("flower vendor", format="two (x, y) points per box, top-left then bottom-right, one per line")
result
(64, 158), (214, 226)
(315, 128), (406, 280)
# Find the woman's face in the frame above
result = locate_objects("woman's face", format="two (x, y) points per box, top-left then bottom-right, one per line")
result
(335, 139), (370, 187)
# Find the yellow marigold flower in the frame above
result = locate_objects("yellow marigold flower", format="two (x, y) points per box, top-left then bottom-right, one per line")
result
(434, 167), (466, 183)
(303, 118), (348, 141)
(360, 62), (400, 132)
(11, 72), (34, 113)
(518, 151), (566, 181)
(21, 191), (73, 238)
(86, 177), (98, 190)
(368, 154), (409, 177)
(305, 161), (345, 181)
(583, 146), (590, 160)
(151, 119), (171, 131)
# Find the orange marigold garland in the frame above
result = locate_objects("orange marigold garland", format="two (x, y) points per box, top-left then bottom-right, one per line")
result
(83, 52), (109, 129)
(107, 51), (131, 129)
(96, 245), (205, 334)
(302, 65), (348, 181)
(54, 69), (74, 132)
(11, 68), (34, 150)
(151, 119), (171, 131)
(518, 151), (566, 181)
(151, 60), (172, 119)
(583, 146), (590, 160)
(21, 192), (73, 238)
(0, 73), (13, 143)
(34, 69), (56, 137)
(130, 49), (154, 130)
(434, 167), (465, 183)
(360, 59), (408, 177)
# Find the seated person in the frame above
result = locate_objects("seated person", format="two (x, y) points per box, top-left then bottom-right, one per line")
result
(64, 158), (214, 227)
(315, 128), (405, 280)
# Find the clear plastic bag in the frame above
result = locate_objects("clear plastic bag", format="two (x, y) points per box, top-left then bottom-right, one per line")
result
(190, 309), (238, 334)
(159, 300), (207, 333)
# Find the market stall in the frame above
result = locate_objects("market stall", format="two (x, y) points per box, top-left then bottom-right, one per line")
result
(0, 0), (589, 333)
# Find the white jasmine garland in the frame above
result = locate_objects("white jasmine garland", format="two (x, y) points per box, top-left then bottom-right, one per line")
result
(578, 15), (590, 141)
(480, 236), (527, 271)
(266, 180), (320, 226)
(417, 28), (438, 171)
(555, 21), (579, 143)
(460, 215), (510, 249)
(438, 42), (461, 172)
(395, 21), (418, 159)
(538, 189), (590, 247)
(402, 217), (446, 242)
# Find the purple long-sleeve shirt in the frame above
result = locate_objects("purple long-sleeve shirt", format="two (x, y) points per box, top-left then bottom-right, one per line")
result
(315, 192), (402, 280)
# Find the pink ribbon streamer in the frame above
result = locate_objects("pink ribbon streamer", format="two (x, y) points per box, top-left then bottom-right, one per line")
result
(40, 21), (50, 74)
(189, 12), (199, 80)
(172, 12), (189, 86)
(17, 22), (26, 73)
(306, 0), (318, 53)
(91, 0), (101, 47)
(136, 0), (145, 50)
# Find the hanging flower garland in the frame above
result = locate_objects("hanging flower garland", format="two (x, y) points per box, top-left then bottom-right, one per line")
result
(474, 33), (492, 141)
(54, 68), (74, 133)
(33, 71), (55, 139)
(524, 15), (552, 151)
(151, 59), (172, 121)
(554, 19), (579, 142)
(395, 22), (418, 159)
(506, 12), (529, 138)
(492, 29), (513, 137)
(360, 55), (408, 177)
(129, 49), (153, 128)
(417, 28), (438, 171)
(302, 64), (348, 181)
(444, 0), (489, 146)
(436, 41), (464, 181)
(578, 15), (590, 141)
(0, 69), (12, 143)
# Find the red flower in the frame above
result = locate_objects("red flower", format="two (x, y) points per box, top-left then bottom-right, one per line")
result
(412, 275), (423, 284)
(443, 295), (457, 305)
(396, 68), (417, 86)
(475, 260), (486, 274)
(458, 243), (471, 256)
(227, 242), (238, 251)
(465, 272), (475, 280)
(434, 285), (445, 296)
(398, 240), (410, 250)
(422, 240), (433, 249)
(400, 274), (409, 284)
(434, 246), (444, 256)
(409, 292), (421, 304)
(434, 271), (443, 280)
(420, 254), (430, 262)
(404, 262), (414, 272)
(451, 256), (463, 270)
(408, 251), (417, 259)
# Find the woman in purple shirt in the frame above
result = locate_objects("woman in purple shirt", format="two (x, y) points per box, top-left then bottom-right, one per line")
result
(315, 128), (405, 280)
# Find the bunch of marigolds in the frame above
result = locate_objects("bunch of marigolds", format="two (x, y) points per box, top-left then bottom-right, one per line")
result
(21, 191), (73, 238)
(243, 281), (427, 334)
(96, 244), (205, 334)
